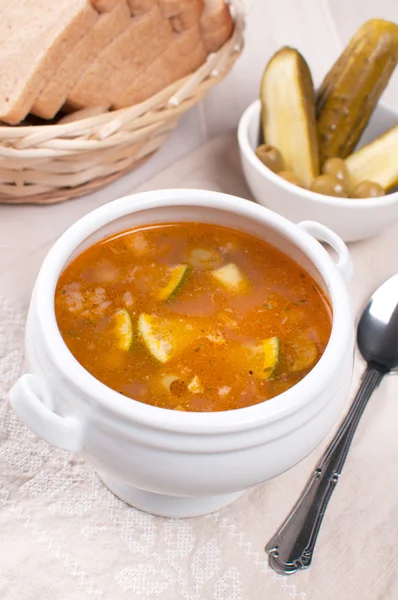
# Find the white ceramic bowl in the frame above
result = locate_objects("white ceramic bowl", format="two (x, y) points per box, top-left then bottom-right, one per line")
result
(10, 189), (354, 518)
(238, 100), (398, 242)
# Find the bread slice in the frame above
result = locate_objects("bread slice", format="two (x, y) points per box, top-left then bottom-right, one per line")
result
(200, 0), (233, 52)
(126, 0), (157, 14)
(67, 6), (175, 109)
(92, 0), (121, 11)
(32, 1), (131, 119)
(0, 0), (97, 125)
(158, 0), (197, 17)
(113, 0), (233, 109)
(113, 24), (207, 108)
(159, 0), (204, 33)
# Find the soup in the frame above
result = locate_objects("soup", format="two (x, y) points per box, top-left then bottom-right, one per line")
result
(55, 222), (332, 412)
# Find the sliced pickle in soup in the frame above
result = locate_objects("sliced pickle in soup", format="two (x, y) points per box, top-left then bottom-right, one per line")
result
(187, 248), (222, 270)
(138, 313), (197, 363)
(156, 264), (190, 301)
(289, 337), (318, 372)
(112, 308), (133, 351)
(251, 336), (280, 379)
(210, 263), (250, 294)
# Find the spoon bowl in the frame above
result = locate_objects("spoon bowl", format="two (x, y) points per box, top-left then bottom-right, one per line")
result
(358, 273), (398, 372)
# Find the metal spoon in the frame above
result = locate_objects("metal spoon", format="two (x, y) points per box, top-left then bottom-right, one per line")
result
(265, 273), (398, 575)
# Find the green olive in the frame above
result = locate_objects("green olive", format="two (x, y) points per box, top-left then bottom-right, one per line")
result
(310, 174), (348, 197)
(351, 180), (385, 198)
(255, 144), (285, 173)
(322, 157), (350, 191)
(277, 170), (304, 187)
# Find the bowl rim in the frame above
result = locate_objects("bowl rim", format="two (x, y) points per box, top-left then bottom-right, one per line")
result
(33, 189), (352, 435)
(238, 99), (398, 209)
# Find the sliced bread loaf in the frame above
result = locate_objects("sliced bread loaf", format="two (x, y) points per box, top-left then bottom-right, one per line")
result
(113, 24), (207, 108)
(32, 1), (131, 119)
(67, 6), (174, 109)
(0, 0), (97, 124)
(200, 0), (233, 52)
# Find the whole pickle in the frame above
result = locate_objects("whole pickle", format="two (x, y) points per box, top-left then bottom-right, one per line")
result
(317, 19), (398, 165)
(260, 47), (319, 188)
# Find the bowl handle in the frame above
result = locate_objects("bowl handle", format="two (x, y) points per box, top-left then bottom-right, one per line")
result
(9, 374), (83, 452)
(297, 221), (353, 284)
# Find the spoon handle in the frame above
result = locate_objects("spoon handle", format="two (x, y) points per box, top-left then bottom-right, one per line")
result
(265, 366), (384, 575)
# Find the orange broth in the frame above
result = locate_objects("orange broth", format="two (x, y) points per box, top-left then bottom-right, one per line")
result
(55, 222), (332, 412)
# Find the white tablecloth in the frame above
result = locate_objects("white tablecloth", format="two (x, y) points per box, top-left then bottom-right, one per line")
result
(1, 133), (398, 600)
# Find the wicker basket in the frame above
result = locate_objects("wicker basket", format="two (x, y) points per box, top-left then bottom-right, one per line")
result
(0, 5), (245, 205)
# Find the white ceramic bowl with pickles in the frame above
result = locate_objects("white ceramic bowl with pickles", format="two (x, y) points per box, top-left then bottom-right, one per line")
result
(238, 100), (398, 243)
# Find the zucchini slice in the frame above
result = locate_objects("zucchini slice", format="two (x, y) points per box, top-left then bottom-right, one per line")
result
(157, 264), (189, 301)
